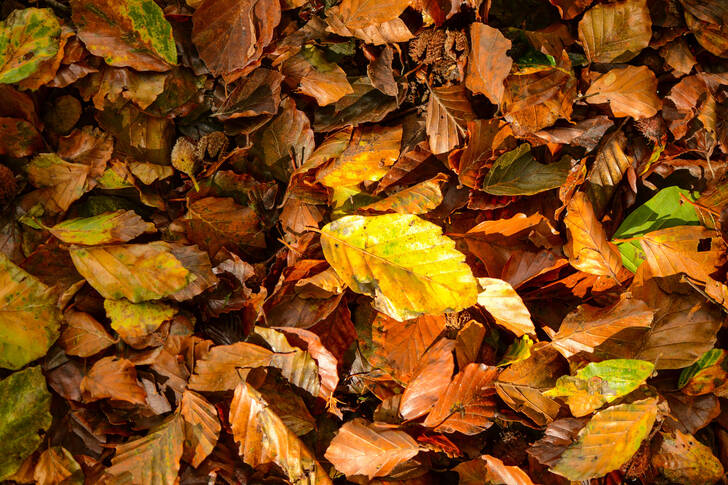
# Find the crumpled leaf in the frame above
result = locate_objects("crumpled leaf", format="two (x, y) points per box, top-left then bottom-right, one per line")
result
(549, 397), (658, 481)
(578, 0), (652, 63)
(320, 213), (478, 321)
(0, 367), (52, 481)
(325, 418), (419, 480)
(70, 0), (177, 72)
(230, 381), (332, 485)
(282, 46), (353, 106)
(0, 254), (61, 370)
(544, 359), (654, 416)
(180, 390), (220, 468)
(188, 342), (273, 392)
(0, 8), (61, 84)
(476, 277), (535, 336)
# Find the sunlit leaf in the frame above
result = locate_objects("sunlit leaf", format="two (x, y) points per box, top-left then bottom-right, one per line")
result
(48, 210), (155, 245)
(399, 338), (455, 420)
(423, 363), (498, 435)
(0, 367), (52, 480)
(585, 66), (662, 119)
(544, 359), (654, 416)
(69, 242), (191, 302)
(549, 293), (653, 358)
(549, 398), (658, 481)
(466, 23), (512, 106)
(0, 255), (61, 370)
(321, 214), (478, 321)
(189, 342), (273, 392)
(336, 0), (410, 29)
(476, 277), (535, 336)
(71, 0), (177, 71)
(358, 173), (447, 215)
(564, 192), (624, 279)
(0, 8), (61, 84)
(325, 418), (419, 479)
(456, 454), (535, 485)
(230, 381), (332, 484)
(34, 446), (83, 485)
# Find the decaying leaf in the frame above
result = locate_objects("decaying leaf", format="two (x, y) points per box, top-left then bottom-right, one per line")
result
(652, 429), (724, 484)
(0, 8), (62, 84)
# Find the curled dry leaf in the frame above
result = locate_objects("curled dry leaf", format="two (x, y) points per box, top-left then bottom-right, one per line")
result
(455, 454), (535, 485)
(179, 390), (220, 468)
(325, 418), (420, 479)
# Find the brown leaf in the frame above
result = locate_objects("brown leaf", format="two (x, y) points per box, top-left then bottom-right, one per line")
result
(399, 338), (455, 420)
(324, 418), (419, 479)
(215, 68), (283, 120)
(585, 66), (662, 119)
(549, 292), (653, 358)
(368, 312), (446, 385)
(578, 0), (652, 63)
(81, 356), (147, 405)
(477, 277), (535, 336)
(230, 381), (332, 484)
(456, 454), (535, 485)
(549, 0), (592, 20)
(454, 320), (486, 369)
(466, 23), (512, 106)
(426, 84), (476, 154)
(367, 46), (398, 97)
(563, 192), (624, 280)
(59, 309), (117, 358)
(184, 197), (265, 258)
(326, 9), (413, 45)
(584, 131), (634, 216)
(528, 417), (588, 466)
(358, 173), (447, 215)
(192, 0), (281, 76)
(188, 342), (274, 392)
(337, 0), (410, 29)
(282, 48), (354, 106)
(423, 363), (498, 435)
(456, 119), (516, 188)
(34, 446), (83, 485)
(496, 343), (565, 426)
(180, 390), (220, 468)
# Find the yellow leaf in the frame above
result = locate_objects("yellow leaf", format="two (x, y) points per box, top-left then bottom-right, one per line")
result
(320, 214), (478, 321)
(477, 277), (535, 337)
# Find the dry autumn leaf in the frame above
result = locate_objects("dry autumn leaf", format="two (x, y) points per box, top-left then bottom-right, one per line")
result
(585, 66), (662, 119)
(578, 0), (652, 63)
(466, 23), (512, 106)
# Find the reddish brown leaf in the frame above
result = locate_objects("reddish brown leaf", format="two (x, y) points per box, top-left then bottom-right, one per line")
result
(81, 357), (147, 405)
(399, 338), (455, 420)
(466, 23), (512, 106)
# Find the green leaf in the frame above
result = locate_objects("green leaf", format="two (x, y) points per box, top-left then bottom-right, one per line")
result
(0, 254), (61, 370)
(70, 0), (177, 71)
(321, 214), (478, 321)
(104, 298), (177, 346)
(483, 144), (570, 195)
(498, 335), (534, 367)
(0, 366), (52, 480)
(69, 242), (192, 302)
(48, 210), (156, 245)
(549, 397), (658, 481)
(613, 186), (700, 272)
(544, 359), (654, 416)
(0, 8), (61, 84)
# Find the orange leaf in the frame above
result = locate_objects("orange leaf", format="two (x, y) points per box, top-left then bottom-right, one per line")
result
(466, 23), (512, 106)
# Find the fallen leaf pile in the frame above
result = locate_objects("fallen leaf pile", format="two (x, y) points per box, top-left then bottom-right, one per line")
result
(1, 0), (728, 483)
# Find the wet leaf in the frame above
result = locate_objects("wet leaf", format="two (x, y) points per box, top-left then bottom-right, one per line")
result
(71, 0), (177, 71)
(0, 255), (61, 370)
(325, 418), (419, 479)
(320, 214), (478, 321)
(0, 367), (52, 480)
(549, 397), (658, 481)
